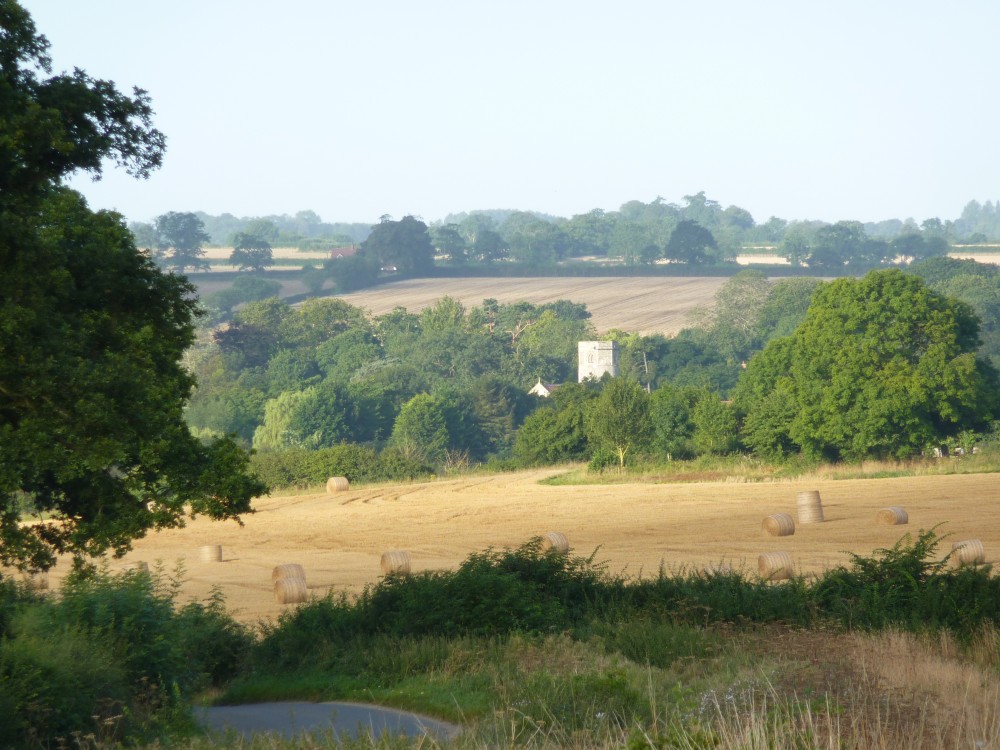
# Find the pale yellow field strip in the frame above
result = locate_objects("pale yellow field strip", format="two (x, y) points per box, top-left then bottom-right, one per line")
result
(334, 277), (729, 336)
(30, 470), (1000, 624)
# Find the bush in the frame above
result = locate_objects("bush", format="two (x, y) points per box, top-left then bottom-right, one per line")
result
(0, 621), (129, 746)
(174, 591), (254, 686)
(250, 444), (434, 490)
(0, 568), (251, 747)
(373, 446), (434, 481)
(812, 527), (1000, 632)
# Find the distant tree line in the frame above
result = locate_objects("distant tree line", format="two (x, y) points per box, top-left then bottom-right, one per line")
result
(130, 210), (369, 250)
(130, 195), (1000, 290)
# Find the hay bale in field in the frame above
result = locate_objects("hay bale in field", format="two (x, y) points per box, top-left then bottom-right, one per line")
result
(381, 550), (411, 575)
(796, 490), (825, 524)
(758, 551), (793, 581)
(541, 531), (569, 554)
(951, 539), (985, 567)
(762, 513), (795, 537)
(876, 507), (908, 526)
(123, 561), (149, 573)
(199, 544), (222, 563)
(326, 476), (350, 494)
(272, 563), (306, 582)
(274, 577), (308, 604)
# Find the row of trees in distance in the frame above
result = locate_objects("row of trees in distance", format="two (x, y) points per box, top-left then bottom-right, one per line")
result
(132, 193), (1000, 278)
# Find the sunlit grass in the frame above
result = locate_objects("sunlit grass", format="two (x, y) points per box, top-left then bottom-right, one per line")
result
(541, 447), (1000, 486)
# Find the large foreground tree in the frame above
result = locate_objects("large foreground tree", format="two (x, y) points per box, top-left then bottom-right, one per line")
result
(0, 2), (265, 571)
(735, 270), (999, 461)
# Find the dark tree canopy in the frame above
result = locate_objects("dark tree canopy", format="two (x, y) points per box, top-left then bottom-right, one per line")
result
(664, 220), (717, 264)
(360, 215), (435, 276)
(229, 231), (273, 272)
(0, 2), (264, 571)
(0, 2), (165, 198)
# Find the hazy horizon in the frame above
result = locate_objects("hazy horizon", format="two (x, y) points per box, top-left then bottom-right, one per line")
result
(22, 1), (1000, 227)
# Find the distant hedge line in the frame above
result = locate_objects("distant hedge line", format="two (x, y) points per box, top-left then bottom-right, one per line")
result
(250, 444), (433, 490)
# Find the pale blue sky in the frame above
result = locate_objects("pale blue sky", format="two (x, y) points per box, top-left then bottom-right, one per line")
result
(21, 1), (1000, 226)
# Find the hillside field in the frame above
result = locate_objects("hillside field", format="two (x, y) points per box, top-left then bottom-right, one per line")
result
(335, 277), (729, 335)
(33, 469), (1000, 624)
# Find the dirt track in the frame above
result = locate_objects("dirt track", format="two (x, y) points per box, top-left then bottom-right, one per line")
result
(35, 469), (1000, 623)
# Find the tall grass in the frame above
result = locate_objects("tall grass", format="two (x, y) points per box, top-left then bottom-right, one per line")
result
(543, 445), (1000, 486)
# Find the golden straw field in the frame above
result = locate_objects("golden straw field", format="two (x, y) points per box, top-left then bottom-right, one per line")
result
(335, 277), (728, 335)
(36, 468), (1000, 624)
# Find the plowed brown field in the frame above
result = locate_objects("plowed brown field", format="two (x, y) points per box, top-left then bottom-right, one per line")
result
(34, 469), (1000, 623)
(336, 277), (728, 335)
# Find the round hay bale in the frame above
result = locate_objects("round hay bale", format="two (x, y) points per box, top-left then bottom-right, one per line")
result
(762, 513), (795, 537)
(876, 506), (908, 526)
(951, 539), (985, 567)
(541, 531), (569, 554)
(199, 544), (222, 563)
(381, 550), (411, 575)
(326, 476), (350, 494)
(274, 577), (308, 604)
(796, 490), (825, 524)
(758, 551), (793, 581)
(123, 561), (149, 573)
(272, 563), (306, 582)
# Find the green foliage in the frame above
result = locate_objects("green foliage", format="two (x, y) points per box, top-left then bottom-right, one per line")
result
(2, 188), (264, 571)
(664, 220), (718, 264)
(812, 527), (1000, 631)
(202, 274), (281, 313)
(229, 231), (273, 272)
(590, 619), (719, 669)
(691, 392), (738, 455)
(649, 384), (699, 458)
(390, 393), (451, 463)
(249, 444), (432, 489)
(0, 568), (249, 747)
(0, 620), (128, 745)
(325, 253), (380, 291)
(735, 270), (1000, 461)
(0, 6), (264, 572)
(514, 399), (592, 466)
(300, 262), (327, 295)
(153, 211), (211, 272)
(586, 378), (652, 468)
(360, 215), (435, 276)
(0, 3), (165, 194)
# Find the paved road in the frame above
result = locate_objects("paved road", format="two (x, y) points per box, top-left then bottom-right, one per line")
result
(197, 701), (461, 742)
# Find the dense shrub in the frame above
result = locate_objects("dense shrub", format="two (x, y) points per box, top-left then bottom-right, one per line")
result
(812, 528), (1000, 632)
(253, 528), (1000, 685)
(0, 569), (250, 747)
(0, 620), (129, 746)
(249, 444), (433, 489)
(253, 540), (609, 672)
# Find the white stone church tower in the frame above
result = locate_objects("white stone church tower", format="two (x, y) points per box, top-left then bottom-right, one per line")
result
(578, 341), (619, 382)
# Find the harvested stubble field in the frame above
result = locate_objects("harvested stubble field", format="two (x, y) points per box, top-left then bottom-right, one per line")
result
(38, 469), (1000, 623)
(336, 277), (729, 335)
